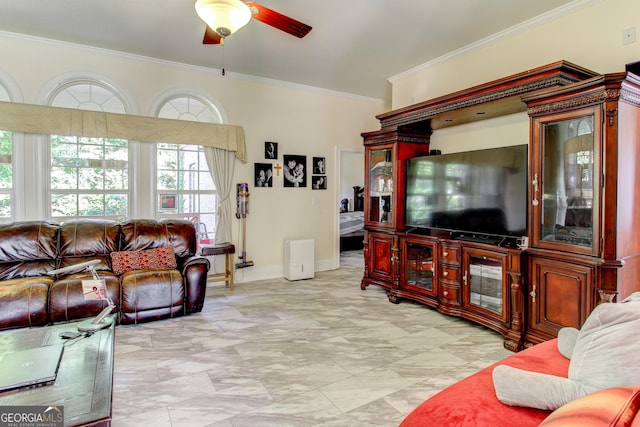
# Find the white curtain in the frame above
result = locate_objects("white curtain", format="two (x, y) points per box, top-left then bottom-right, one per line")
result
(204, 147), (236, 244)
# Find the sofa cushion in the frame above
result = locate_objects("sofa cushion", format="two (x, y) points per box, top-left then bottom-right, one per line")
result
(119, 269), (185, 324)
(539, 386), (640, 427)
(110, 246), (177, 275)
(0, 221), (59, 280)
(0, 278), (52, 329)
(118, 219), (196, 260)
(49, 272), (120, 323)
(58, 219), (119, 274)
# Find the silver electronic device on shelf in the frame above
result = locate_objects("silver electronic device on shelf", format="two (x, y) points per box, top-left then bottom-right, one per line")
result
(47, 259), (116, 332)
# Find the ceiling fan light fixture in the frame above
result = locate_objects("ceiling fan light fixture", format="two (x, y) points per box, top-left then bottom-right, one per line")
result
(195, 0), (252, 38)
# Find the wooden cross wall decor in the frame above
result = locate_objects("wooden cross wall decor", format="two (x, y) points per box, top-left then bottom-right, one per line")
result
(273, 163), (282, 176)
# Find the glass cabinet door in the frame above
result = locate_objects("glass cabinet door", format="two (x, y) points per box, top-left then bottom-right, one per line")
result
(532, 108), (598, 254)
(464, 253), (504, 316)
(367, 147), (393, 225)
(404, 242), (435, 292)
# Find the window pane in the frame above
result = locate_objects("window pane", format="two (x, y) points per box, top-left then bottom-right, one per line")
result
(105, 145), (128, 161)
(0, 193), (10, 219)
(52, 194), (78, 216)
(50, 135), (128, 219)
(158, 149), (177, 168)
(105, 168), (128, 189)
(0, 138), (11, 155)
(78, 143), (103, 159)
(0, 165), (11, 189)
(51, 167), (78, 189)
(79, 168), (104, 190)
(79, 193), (104, 216)
(106, 194), (128, 216)
(158, 170), (177, 190)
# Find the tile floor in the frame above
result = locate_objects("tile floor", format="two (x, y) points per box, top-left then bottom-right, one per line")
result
(112, 251), (512, 426)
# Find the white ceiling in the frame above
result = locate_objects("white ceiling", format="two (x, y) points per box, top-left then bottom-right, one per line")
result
(0, 0), (578, 100)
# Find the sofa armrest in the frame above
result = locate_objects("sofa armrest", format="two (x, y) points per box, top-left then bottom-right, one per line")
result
(181, 255), (210, 314)
(539, 386), (640, 426)
(400, 339), (569, 427)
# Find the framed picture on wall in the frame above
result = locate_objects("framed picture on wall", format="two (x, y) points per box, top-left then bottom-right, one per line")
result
(283, 155), (307, 187)
(312, 175), (327, 190)
(159, 194), (177, 211)
(265, 141), (278, 159)
(254, 163), (273, 187)
(312, 157), (326, 174)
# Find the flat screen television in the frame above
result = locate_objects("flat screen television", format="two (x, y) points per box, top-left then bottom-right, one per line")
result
(405, 145), (528, 239)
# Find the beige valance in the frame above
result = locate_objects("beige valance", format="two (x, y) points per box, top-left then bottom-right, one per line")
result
(0, 101), (246, 162)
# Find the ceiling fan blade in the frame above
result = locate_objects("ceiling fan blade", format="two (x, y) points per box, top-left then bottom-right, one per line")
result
(203, 26), (222, 44)
(244, 1), (312, 38)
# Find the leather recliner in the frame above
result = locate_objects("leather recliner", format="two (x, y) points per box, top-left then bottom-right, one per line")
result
(0, 219), (210, 330)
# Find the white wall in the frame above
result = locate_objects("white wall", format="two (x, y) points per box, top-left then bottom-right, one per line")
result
(391, 0), (640, 110)
(0, 33), (383, 282)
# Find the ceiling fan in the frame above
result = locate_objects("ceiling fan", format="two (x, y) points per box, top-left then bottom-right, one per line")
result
(195, 0), (312, 45)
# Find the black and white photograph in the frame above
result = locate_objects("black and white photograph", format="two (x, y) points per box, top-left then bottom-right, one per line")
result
(265, 141), (278, 159)
(312, 175), (327, 190)
(283, 155), (307, 188)
(312, 157), (325, 174)
(254, 163), (273, 187)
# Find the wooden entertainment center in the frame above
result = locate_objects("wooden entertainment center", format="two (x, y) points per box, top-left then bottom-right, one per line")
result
(360, 61), (640, 351)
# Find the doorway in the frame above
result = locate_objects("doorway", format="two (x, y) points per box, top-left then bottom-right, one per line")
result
(336, 148), (364, 268)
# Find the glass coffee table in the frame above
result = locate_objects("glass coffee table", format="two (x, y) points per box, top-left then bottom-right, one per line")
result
(0, 321), (114, 426)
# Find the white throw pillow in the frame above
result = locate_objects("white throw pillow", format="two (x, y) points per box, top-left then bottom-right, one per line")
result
(568, 292), (640, 392)
(492, 365), (586, 410)
(493, 292), (640, 410)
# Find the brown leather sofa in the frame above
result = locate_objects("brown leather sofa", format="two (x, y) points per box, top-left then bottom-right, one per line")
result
(0, 219), (210, 330)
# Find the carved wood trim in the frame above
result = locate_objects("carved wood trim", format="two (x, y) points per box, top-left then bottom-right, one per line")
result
(381, 76), (578, 129)
(527, 86), (640, 117)
(527, 89), (610, 115)
(607, 108), (618, 126)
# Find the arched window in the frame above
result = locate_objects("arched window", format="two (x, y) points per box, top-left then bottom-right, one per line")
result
(154, 94), (223, 242)
(47, 81), (130, 220)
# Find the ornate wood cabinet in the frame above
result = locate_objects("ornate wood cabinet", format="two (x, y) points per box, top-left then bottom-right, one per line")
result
(522, 72), (640, 346)
(360, 129), (431, 293)
(358, 61), (631, 351)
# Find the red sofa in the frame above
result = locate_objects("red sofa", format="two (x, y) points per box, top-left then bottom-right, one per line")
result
(400, 339), (640, 426)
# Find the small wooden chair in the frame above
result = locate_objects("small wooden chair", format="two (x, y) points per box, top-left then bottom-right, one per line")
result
(201, 243), (235, 290)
